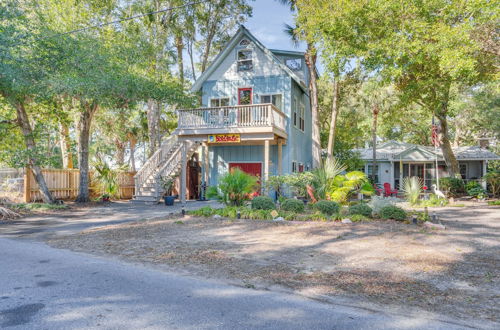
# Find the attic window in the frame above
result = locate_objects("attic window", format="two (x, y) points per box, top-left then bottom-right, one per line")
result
(239, 39), (250, 46)
(237, 49), (253, 71)
(286, 58), (302, 71)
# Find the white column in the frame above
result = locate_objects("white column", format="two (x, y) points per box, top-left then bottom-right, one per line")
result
(180, 141), (187, 204)
(277, 139), (283, 175)
(390, 160), (394, 188)
(264, 140), (270, 193)
(482, 160), (488, 189)
(203, 142), (209, 185)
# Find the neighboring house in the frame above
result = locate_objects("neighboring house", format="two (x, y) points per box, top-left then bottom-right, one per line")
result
(356, 141), (500, 189)
(134, 25), (314, 202)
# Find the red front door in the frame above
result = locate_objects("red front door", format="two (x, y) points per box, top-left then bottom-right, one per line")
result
(229, 162), (261, 177)
(229, 162), (261, 195)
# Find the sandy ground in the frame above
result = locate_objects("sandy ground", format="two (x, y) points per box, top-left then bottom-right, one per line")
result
(49, 205), (500, 324)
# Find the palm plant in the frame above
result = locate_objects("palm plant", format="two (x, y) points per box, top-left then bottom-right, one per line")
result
(92, 160), (119, 198)
(311, 158), (346, 199)
(401, 176), (423, 206)
(207, 169), (259, 206)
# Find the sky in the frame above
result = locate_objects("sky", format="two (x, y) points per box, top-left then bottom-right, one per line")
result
(244, 0), (306, 52)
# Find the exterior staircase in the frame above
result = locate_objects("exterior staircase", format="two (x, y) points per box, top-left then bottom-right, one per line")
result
(133, 135), (199, 203)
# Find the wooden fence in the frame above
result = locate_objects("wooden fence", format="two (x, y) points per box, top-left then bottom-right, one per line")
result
(22, 168), (136, 202)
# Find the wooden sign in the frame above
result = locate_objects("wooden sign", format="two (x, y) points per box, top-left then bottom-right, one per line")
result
(208, 134), (241, 143)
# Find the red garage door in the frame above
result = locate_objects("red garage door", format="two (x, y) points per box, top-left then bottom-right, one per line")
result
(228, 162), (262, 178)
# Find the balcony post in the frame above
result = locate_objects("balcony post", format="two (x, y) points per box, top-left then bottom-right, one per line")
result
(278, 139), (283, 175)
(203, 141), (209, 186)
(263, 140), (270, 194)
(180, 141), (187, 204)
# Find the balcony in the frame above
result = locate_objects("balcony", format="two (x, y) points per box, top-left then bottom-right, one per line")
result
(175, 104), (287, 140)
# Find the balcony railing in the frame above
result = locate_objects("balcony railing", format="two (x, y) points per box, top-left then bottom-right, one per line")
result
(177, 104), (287, 133)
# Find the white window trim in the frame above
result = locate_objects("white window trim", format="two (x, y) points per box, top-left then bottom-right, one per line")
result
(236, 48), (253, 72)
(259, 93), (283, 110)
(210, 97), (230, 107)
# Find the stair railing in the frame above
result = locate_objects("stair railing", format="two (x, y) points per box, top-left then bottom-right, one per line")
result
(154, 140), (199, 200)
(134, 135), (178, 195)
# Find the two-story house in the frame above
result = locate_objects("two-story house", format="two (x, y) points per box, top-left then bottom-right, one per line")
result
(134, 25), (314, 202)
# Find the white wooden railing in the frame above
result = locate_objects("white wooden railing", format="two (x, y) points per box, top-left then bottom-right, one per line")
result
(134, 135), (178, 194)
(177, 104), (286, 132)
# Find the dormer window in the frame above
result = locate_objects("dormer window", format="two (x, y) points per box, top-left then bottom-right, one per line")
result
(286, 58), (302, 71)
(237, 49), (253, 72)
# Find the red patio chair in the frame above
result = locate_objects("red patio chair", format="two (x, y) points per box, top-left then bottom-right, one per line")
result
(383, 182), (398, 197)
(374, 184), (383, 196)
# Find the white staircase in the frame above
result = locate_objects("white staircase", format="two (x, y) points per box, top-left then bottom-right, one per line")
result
(133, 135), (199, 202)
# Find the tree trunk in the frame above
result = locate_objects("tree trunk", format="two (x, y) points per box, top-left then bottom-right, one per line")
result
(129, 136), (137, 172)
(75, 101), (98, 203)
(371, 105), (379, 183)
(436, 113), (460, 177)
(114, 139), (125, 167)
(14, 101), (54, 203)
(187, 37), (197, 81)
(175, 35), (184, 84)
(59, 121), (73, 169)
(146, 99), (161, 157)
(305, 44), (321, 168)
(326, 79), (340, 160)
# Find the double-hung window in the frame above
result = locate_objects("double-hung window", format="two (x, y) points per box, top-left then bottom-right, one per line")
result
(237, 49), (253, 72)
(260, 94), (282, 111)
(299, 100), (305, 131)
(293, 96), (298, 127)
(210, 98), (230, 107)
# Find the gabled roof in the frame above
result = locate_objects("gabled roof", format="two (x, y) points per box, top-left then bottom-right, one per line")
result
(355, 140), (500, 161)
(190, 25), (308, 93)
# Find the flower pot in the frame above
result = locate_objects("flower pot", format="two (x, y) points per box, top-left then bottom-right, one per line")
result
(164, 196), (175, 206)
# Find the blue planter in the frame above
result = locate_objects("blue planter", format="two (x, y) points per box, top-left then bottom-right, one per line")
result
(164, 196), (175, 206)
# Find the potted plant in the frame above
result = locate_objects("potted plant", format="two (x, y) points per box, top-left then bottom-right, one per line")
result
(161, 177), (175, 206)
(100, 193), (110, 202)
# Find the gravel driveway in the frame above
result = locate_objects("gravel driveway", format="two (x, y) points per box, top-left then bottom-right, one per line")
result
(48, 205), (500, 327)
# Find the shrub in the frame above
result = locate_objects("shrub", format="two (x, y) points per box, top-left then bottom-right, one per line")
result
(488, 200), (500, 206)
(484, 171), (500, 197)
(281, 198), (305, 212)
(314, 200), (340, 215)
(467, 187), (486, 199)
(189, 206), (215, 217)
(348, 203), (372, 217)
(369, 196), (400, 214)
(438, 177), (464, 196)
(379, 205), (407, 221)
(350, 214), (368, 222)
(310, 211), (329, 221)
(251, 196), (275, 210)
(465, 181), (481, 193)
(207, 169), (259, 206)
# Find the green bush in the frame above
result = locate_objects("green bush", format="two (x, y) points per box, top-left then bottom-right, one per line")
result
(314, 200), (340, 215)
(467, 187), (486, 198)
(438, 177), (464, 196)
(465, 180), (481, 193)
(310, 211), (329, 221)
(350, 214), (368, 222)
(348, 203), (372, 217)
(379, 205), (407, 221)
(207, 169), (259, 206)
(488, 200), (500, 206)
(484, 171), (500, 197)
(188, 206), (215, 217)
(251, 196), (275, 210)
(281, 198), (305, 212)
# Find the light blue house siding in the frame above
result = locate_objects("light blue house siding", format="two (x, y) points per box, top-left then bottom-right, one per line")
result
(188, 25), (314, 190)
(201, 76), (312, 185)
